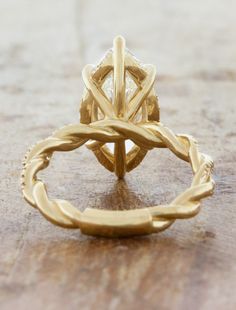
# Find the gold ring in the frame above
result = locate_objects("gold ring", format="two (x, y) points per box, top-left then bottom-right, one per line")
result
(21, 36), (214, 237)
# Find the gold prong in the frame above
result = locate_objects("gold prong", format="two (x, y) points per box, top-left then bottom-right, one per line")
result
(113, 36), (126, 178)
(127, 65), (156, 120)
(82, 64), (115, 118)
(113, 35), (126, 117)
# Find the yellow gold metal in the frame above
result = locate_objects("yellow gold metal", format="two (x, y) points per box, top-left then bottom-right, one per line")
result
(21, 36), (214, 237)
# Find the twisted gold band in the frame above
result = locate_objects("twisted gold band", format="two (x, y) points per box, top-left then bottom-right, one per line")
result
(21, 119), (214, 237)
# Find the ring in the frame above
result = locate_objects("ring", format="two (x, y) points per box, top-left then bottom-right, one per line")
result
(21, 36), (214, 237)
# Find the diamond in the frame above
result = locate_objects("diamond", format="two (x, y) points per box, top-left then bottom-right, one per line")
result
(125, 72), (137, 101)
(102, 72), (113, 101)
(102, 71), (137, 102)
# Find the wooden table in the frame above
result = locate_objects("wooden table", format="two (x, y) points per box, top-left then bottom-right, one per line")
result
(0, 0), (235, 309)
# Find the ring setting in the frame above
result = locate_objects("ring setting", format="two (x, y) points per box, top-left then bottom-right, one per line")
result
(21, 36), (214, 237)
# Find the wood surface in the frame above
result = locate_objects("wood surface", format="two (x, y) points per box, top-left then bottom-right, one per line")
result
(0, 0), (236, 309)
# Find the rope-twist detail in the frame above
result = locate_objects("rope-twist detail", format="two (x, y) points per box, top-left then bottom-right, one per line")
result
(21, 119), (214, 234)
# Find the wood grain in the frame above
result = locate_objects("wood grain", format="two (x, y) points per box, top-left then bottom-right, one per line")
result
(0, 0), (236, 309)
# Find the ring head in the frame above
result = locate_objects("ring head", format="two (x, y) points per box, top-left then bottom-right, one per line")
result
(80, 36), (160, 178)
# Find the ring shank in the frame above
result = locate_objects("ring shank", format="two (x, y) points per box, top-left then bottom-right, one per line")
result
(21, 120), (214, 237)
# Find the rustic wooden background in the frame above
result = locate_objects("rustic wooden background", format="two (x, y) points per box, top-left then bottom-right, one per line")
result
(0, 0), (236, 309)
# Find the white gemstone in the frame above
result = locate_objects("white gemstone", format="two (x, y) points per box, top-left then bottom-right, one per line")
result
(102, 71), (137, 102)
(125, 72), (137, 100)
(106, 140), (134, 154)
(102, 72), (113, 101)
(97, 49), (112, 69)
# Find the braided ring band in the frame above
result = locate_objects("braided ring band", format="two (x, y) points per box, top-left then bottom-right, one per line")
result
(22, 119), (214, 237)
(21, 36), (214, 237)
